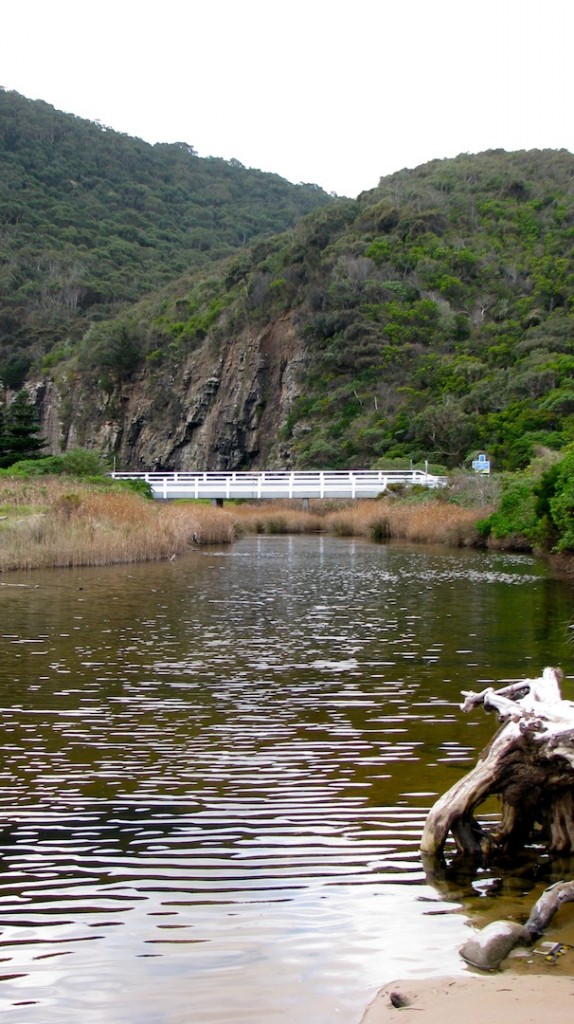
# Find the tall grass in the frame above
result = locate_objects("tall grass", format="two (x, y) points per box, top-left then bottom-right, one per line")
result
(322, 498), (488, 547)
(0, 479), (491, 573)
(228, 498), (488, 546)
(231, 502), (323, 535)
(0, 479), (235, 571)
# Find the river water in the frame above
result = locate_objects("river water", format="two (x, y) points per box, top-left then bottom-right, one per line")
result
(0, 535), (573, 1023)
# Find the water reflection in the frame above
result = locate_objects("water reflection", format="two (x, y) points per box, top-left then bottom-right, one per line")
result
(0, 536), (572, 1022)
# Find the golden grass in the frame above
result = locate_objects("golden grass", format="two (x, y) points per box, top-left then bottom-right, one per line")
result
(0, 478), (235, 572)
(0, 479), (491, 573)
(230, 501), (323, 535)
(321, 498), (489, 547)
(227, 498), (488, 546)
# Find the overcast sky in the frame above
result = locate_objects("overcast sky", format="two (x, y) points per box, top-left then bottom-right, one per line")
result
(2, 0), (573, 197)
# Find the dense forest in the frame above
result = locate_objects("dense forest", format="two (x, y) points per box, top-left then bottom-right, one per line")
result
(2, 90), (574, 477)
(0, 89), (333, 385)
(57, 147), (574, 473)
(234, 147), (574, 472)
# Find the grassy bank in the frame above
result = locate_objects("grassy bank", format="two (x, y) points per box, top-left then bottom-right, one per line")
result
(0, 477), (235, 571)
(0, 478), (492, 573)
(325, 499), (486, 546)
(232, 497), (489, 546)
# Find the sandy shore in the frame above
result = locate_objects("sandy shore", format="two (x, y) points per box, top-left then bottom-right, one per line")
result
(360, 974), (574, 1023)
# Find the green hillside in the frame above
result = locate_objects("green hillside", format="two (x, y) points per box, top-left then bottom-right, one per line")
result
(0, 88), (334, 385)
(284, 148), (574, 469)
(3, 96), (574, 474)
(174, 147), (574, 472)
(65, 147), (574, 472)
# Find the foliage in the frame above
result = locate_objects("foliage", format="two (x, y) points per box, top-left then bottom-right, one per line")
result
(229, 147), (574, 471)
(0, 446), (107, 477)
(0, 89), (334, 373)
(477, 443), (574, 552)
(478, 476), (538, 548)
(6, 107), (574, 474)
(0, 390), (47, 468)
(114, 477), (155, 500)
(535, 446), (574, 551)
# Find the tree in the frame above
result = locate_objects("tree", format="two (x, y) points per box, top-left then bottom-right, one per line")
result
(409, 399), (478, 466)
(0, 390), (47, 468)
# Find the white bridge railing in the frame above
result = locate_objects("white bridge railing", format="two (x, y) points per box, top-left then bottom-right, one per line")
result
(110, 469), (447, 501)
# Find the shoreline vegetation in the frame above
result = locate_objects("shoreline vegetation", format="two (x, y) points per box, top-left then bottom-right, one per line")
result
(1, 474), (494, 573)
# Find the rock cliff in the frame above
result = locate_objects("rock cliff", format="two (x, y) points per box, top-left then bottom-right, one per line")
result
(34, 313), (305, 470)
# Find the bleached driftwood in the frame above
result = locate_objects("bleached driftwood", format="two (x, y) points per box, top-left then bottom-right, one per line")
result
(421, 667), (574, 860)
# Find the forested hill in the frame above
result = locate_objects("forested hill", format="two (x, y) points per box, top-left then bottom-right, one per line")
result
(4, 120), (574, 473)
(271, 147), (574, 471)
(42, 146), (574, 474)
(0, 88), (334, 385)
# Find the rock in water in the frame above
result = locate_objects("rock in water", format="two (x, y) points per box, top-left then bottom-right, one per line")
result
(460, 920), (532, 970)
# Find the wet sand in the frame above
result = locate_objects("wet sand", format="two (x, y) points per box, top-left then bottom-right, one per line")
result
(361, 974), (574, 1023)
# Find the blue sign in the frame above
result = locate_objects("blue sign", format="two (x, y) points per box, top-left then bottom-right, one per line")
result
(471, 453), (490, 474)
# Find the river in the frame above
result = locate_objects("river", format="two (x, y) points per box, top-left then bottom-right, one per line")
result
(0, 535), (573, 1023)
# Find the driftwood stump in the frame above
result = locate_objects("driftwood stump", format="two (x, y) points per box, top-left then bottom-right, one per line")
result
(421, 667), (574, 860)
(421, 668), (574, 969)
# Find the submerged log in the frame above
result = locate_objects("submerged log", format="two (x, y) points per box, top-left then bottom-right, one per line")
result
(421, 667), (574, 861)
(459, 880), (574, 970)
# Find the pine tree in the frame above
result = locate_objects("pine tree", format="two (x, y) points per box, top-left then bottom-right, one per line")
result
(0, 390), (47, 468)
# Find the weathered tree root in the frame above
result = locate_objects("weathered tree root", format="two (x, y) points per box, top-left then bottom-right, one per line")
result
(421, 667), (574, 860)
(420, 668), (574, 970)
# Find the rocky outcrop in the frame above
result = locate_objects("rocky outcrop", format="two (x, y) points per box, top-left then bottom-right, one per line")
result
(34, 313), (305, 470)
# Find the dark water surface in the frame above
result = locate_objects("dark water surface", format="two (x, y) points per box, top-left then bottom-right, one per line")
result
(0, 535), (573, 1023)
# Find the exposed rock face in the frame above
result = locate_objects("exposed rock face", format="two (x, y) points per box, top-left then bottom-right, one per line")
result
(34, 313), (305, 470)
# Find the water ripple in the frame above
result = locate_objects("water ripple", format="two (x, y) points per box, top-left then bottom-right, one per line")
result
(0, 536), (571, 1022)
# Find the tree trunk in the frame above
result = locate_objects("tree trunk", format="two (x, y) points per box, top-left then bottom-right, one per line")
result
(421, 667), (574, 861)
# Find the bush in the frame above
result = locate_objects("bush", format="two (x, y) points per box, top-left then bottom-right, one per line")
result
(3, 448), (108, 478)
(541, 446), (574, 551)
(114, 478), (155, 500)
(480, 476), (538, 548)
(59, 448), (108, 476)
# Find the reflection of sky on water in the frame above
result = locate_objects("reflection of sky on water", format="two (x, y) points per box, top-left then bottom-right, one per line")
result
(0, 536), (572, 1023)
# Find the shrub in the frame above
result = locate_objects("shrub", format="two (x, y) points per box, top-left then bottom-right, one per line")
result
(114, 477), (155, 500)
(3, 448), (108, 478)
(542, 447), (574, 551)
(481, 476), (538, 548)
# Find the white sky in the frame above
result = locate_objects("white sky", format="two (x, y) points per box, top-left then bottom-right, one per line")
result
(2, 0), (573, 198)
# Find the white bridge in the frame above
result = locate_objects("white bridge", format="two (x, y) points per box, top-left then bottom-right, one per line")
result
(110, 469), (447, 501)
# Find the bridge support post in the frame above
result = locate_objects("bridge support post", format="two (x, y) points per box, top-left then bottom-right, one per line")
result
(302, 498), (310, 512)
(212, 498), (224, 508)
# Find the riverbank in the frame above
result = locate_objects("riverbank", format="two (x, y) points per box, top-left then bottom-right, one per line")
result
(0, 476), (236, 570)
(360, 974), (574, 1024)
(232, 495), (487, 547)
(0, 477), (490, 571)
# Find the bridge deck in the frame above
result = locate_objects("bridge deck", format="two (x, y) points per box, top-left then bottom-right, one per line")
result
(110, 469), (447, 501)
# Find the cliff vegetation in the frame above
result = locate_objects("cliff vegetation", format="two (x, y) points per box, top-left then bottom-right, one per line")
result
(2, 92), (574, 481)
(35, 149), (574, 475)
(0, 89), (333, 385)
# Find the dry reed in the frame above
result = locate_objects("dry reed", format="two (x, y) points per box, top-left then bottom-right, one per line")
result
(230, 501), (323, 535)
(0, 478), (490, 574)
(0, 479), (235, 572)
(322, 498), (488, 547)
(225, 498), (487, 546)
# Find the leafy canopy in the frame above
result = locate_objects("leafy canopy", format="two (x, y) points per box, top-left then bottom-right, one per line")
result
(0, 88), (334, 378)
